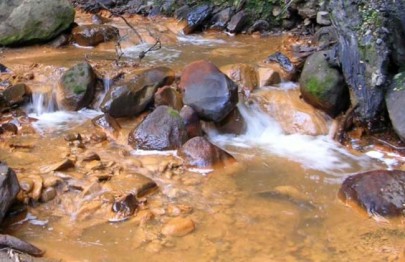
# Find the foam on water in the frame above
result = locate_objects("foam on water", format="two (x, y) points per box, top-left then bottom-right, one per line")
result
(177, 34), (227, 46)
(208, 103), (378, 175)
(122, 43), (181, 65)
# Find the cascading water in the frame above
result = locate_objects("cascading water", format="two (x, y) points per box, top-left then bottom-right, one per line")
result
(26, 91), (58, 116)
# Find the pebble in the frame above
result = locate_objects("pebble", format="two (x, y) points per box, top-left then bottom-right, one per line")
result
(161, 217), (195, 237)
(40, 187), (57, 202)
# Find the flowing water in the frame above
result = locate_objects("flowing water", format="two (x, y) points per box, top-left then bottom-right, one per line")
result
(1, 11), (405, 262)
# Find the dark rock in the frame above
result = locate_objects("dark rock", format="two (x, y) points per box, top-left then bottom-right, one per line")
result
(227, 10), (249, 34)
(0, 164), (20, 224)
(154, 86), (183, 111)
(0, 234), (44, 257)
(312, 26), (338, 47)
(248, 20), (270, 34)
(339, 170), (405, 217)
(92, 113), (121, 136)
(180, 60), (238, 123)
(299, 50), (349, 117)
(388, 1), (405, 67)
(57, 62), (97, 111)
(0, 83), (31, 112)
(101, 67), (175, 118)
(82, 152), (101, 162)
(0, 0), (75, 46)
(174, 5), (191, 20)
(183, 4), (213, 34)
(266, 52), (295, 74)
(1, 123), (18, 135)
(128, 105), (188, 150)
(210, 7), (234, 30)
(215, 107), (246, 135)
(316, 11), (331, 26)
(178, 136), (235, 168)
(386, 72), (405, 142)
(72, 24), (119, 46)
(0, 64), (10, 73)
(298, 7), (316, 19)
(180, 105), (202, 139)
(49, 33), (70, 48)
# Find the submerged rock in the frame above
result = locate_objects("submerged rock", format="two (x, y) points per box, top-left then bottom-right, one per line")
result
(299, 50), (349, 117)
(386, 72), (405, 142)
(339, 170), (405, 217)
(161, 217), (195, 237)
(178, 136), (235, 168)
(58, 62), (97, 111)
(180, 60), (238, 123)
(101, 67), (175, 118)
(128, 105), (188, 150)
(72, 24), (119, 46)
(0, 164), (20, 223)
(0, 0), (75, 46)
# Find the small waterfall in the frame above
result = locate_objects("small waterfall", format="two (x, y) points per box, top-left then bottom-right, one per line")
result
(26, 91), (58, 116)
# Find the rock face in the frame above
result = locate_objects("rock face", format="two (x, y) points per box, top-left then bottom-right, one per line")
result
(183, 4), (212, 34)
(72, 25), (120, 46)
(299, 50), (349, 117)
(180, 60), (238, 123)
(386, 72), (405, 141)
(128, 106), (188, 150)
(57, 62), (97, 111)
(339, 170), (405, 217)
(0, 164), (20, 223)
(0, 0), (75, 46)
(101, 67), (175, 118)
(178, 136), (235, 168)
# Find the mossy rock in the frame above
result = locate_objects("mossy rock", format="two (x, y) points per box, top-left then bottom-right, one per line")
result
(299, 50), (349, 117)
(57, 62), (96, 111)
(0, 0), (75, 46)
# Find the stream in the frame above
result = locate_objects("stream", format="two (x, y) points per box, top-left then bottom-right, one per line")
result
(1, 11), (404, 262)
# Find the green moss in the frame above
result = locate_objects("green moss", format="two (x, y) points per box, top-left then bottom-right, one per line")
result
(168, 107), (181, 118)
(72, 85), (86, 95)
(306, 77), (323, 97)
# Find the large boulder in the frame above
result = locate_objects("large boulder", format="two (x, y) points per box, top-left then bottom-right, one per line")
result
(72, 25), (119, 47)
(101, 67), (175, 118)
(0, 0), (75, 46)
(386, 72), (405, 142)
(339, 170), (405, 217)
(210, 7), (234, 30)
(227, 10), (249, 34)
(128, 105), (188, 150)
(299, 50), (349, 117)
(0, 164), (20, 223)
(180, 60), (238, 123)
(178, 136), (235, 168)
(57, 62), (97, 111)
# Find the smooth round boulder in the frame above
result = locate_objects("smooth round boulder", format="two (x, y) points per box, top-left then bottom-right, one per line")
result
(72, 24), (119, 47)
(180, 60), (238, 123)
(339, 170), (405, 217)
(57, 62), (97, 111)
(386, 72), (405, 142)
(178, 136), (235, 168)
(0, 0), (75, 46)
(128, 106), (188, 150)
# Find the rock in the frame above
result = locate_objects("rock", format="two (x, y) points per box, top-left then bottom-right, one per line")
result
(72, 24), (119, 47)
(174, 5), (190, 20)
(183, 4), (213, 34)
(312, 26), (338, 47)
(180, 105), (203, 139)
(0, 83), (31, 112)
(128, 105), (188, 150)
(110, 193), (139, 222)
(40, 159), (75, 173)
(210, 7), (234, 30)
(57, 62), (97, 111)
(101, 67), (175, 118)
(0, 0), (75, 46)
(386, 72), (405, 142)
(0, 64), (10, 73)
(49, 33), (70, 48)
(92, 113), (121, 136)
(220, 63), (258, 93)
(299, 50), (350, 117)
(316, 11), (331, 26)
(227, 10), (249, 34)
(161, 217), (195, 237)
(180, 60), (238, 123)
(40, 187), (57, 203)
(247, 20), (270, 34)
(1, 123), (18, 135)
(154, 86), (183, 111)
(339, 170), (405, 217)
(108, 173), (158, 198)
(215, 107), (246, 135)
(82, 152), (101, 162)
(257, 185), (315, 209)
(257, 67), (281, 87)
(298, 8), (316, 19)
(0, 164), (20, 223)
(264, 52), (296, 81)
(178, 136), (235, 168)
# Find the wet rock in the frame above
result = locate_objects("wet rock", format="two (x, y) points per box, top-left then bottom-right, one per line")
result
(154, 86), (183, 111)
(108, 173), (158, 198)
(0, 64), (9, 73)
(227, 10), (249, 34)
(1, 123), (18, 135)
(220, 63), (258, 93)
(386, 72), (405, 142)
(161, 217), (195, 237)
(92, 113), (121, 136)
(183, 4), (213, 34)
(339, 170), (405, 217)
(257, 185), (315, 209)
(82, 152), (101, 162)
(0, 0), (75, 46)
(0, 234), (44, 257)
(265, 52), (296, 80)
(312, 26), (338, 47)
(180, 60), (238, 123)
(57, 62), (97, 111)
(210, 7), (234, 30)
(316, 11), (331, 26)
(299, 50), (350, 117)
(248, 20), (270, 34)
(101, 67), (175, 118)
(178, 136), (235, 168)
(40, 159), (75, 173)
(0, 164), (20, 223)
(215, 107), (246, 135)
(0, 83), (31, 112)
(64, 133), (82, 142)
(110, 193), (139, 222)
(128, 105), (188, 150)
(72, 24), (119, 47)
(257, 67), (281, 87)
(180, 105), (202, 139)
(40, 187), (57, 203)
